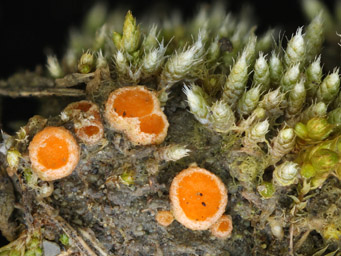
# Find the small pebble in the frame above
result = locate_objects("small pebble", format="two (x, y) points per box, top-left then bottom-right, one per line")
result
(43, 240), (61, 256)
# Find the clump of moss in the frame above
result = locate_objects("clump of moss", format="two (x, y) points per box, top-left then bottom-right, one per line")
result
(0, 1), (341, 255)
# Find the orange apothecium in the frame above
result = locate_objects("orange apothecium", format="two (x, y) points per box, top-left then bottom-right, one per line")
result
(105, 86), (168, 145)
(169, 167), (228, 230)
(29, 126), (80, 181)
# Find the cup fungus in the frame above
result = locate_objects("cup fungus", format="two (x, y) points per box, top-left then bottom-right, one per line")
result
(169, 167), (228, 230)
(104, 86), (169, 145)
(210, 214), (233, 239)
(155, 210), (174, 227)
(63, 100), (104, 145)
(28, 126), (80, 181)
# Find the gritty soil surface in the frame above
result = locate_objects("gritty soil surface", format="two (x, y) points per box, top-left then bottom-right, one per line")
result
(0, 72), (340, 256)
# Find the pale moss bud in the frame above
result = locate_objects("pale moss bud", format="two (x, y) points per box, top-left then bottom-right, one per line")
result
(229, 22), (248, 53)
(209, 2), (228, 29)
(93, 24), (107, 51)
(63, 49), (77, 72)
(46, 55), (64, 78)
(269, 51), (283, 87)
(218, 14), (235, 38)
(258, 88), (285, 117)
(242, 119), (269, 148)
(256, 29), (274, 53)
(96, 50), (108, 69)
(69, 30), (84, 54)
(301, 0), (334, 35)
(190, 6), (208, 34)
(304, 12), (324, 64)
(210, 1), (227, 26)
(252, 107), (267, 120)
(37, 181), (54, 198)
(253, 119), (270, 137)
(267, 217), (284, 240)
(237, 85), (261, 116)
(127, 67), (142, 84)
(280, 64), (301, 93)
(316, 69), (340, 104)
(273, 161), (299, 187)
(222, 51), (249, 106)
(328, 107), (341, 125)
(114, 50), (129, 76)
(141, 41), (166, 76)
(196, 27), (209, 45)
(286, 79), (306, 118)
(142, 25), (159, 51)
(270, 128), (296, 165)
(16, 126), (28, 144)
(83, 3), (107, 35)
(208, 100), (236, 133)
(183, 84), (210, 124)
(78, 50), (94, 74)
(305, 56), (323, 99)
(306, 117), (334, 141)
(114, 50), (141, 83)
(257, 181), (275, 199)
(155, 144), (190, 162)
(300, 101), (327, 123)
(120, 11), (141, 53)
(253, 52), (270, 92)
(284, 27), (305, 67)
(244, 34), (257, 65)
(6, 148), (21, 170)
(159, 32), (205, 91)
(112, 11), (141, 54)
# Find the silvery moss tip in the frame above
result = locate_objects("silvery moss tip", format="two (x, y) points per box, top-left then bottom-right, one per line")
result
(284, 27), (305, 68)
(273, 161), (299, 187)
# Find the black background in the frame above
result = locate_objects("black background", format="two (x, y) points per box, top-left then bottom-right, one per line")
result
(0, 0), (336, 247)
(0, 0), (321, 79)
